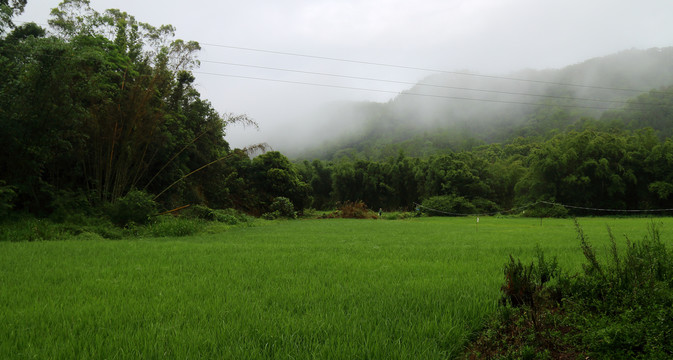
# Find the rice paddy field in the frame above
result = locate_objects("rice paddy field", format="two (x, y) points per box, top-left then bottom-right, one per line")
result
(1, 216), (672, 359)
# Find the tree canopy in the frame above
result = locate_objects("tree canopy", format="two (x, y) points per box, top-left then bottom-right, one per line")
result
(2, 1), (673, 219)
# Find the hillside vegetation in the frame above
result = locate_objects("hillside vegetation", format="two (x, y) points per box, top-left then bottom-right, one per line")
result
(2, 1), (673, 226)
(298, 47), (673, 161)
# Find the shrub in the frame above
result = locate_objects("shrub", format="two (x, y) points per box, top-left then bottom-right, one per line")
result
(75, 231), (105, 241)
(270, 197), (296, 218)
(501, 255), (536, 308)
(383, 212), (414, 220)
(467, 221), (673, 359)
(213, 208), (252, 224)
(262, 197), (296, 219)
(522, 202), (568, 218)
(147, 216), (201, 237)
(568, 220), (673, 357)
(214, 212), (240, 225)
(184, 204), (217, 221)
(90, 224), (124, 240)
(0, 217), (63, 241)
(501, 246), (560, 329)
(339, 201), (373, 219)
(48, 190), (94, 223)
(107, 189), (157, 227)
(320, 201), (377, 219)
(183, 205), (252, 225)
(0, 181), (16, 218)
(420, 195), (477, 216)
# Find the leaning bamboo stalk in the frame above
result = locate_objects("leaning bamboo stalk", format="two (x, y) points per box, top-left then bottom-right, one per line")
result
(153, 144), (268, 201)
(156, 204), (191, 216)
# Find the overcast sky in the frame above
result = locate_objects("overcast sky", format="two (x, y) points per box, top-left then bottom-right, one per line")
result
(16, 0), (673, 151)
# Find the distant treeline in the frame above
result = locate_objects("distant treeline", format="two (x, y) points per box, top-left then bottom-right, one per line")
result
(295, 125), (673, 214)
(2, 1), (673, 220)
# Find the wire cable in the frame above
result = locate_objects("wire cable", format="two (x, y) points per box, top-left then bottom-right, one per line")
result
(413, 201), (545, 217)
(201, 60), (662, 107)
(414, 200), (673, 217)
(3, 38), (656, 110)
(195, 71), (650, 111)
(539, 201), (673, 213)
(13, 20), (673, 98)
(201, 43), (673, 95)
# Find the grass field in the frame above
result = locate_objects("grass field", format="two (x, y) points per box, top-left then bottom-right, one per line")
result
(1, 216), (672, 359)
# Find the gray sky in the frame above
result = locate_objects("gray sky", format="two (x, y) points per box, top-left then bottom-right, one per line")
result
(16, 0), (673, 151)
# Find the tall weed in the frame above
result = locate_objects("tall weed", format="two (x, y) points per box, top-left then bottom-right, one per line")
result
(469, 220), (673, 359)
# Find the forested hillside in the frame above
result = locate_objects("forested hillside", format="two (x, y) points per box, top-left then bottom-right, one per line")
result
(298, 47), (673, 161)
(2, 0), (673, 223)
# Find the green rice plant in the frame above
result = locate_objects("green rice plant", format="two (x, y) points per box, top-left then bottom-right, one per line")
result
(1, 217), (672, 359)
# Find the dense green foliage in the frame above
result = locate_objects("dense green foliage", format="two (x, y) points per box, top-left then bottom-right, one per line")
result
(0, 0), (309, 218)
(297, 126), (673, 214)
(288, 50), (673, 215)
(107, 189), (157, 226)
(468, 221), (673, 359)
(262, 196), (297, 219)
(0, 207), (253, 242)
(2, 2), (673, 223)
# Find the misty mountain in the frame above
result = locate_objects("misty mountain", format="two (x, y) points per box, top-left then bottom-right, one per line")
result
(294, 47), (673, 160)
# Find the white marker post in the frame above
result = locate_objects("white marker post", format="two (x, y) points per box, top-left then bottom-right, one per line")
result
(476, 216), (479, 233)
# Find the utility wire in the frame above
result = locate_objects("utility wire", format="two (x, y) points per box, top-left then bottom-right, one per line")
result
(14, 20), (673, 97)
(194, 71), (647, 111)
(201, 60), (662, 107)
(414, 201), (544, 217)
(3, 39), (656, 109)
(415, 200), (673, 217)
(538, 201), (673, 213)
(201, 43), (673, 95)
(2, 38), (663, 110)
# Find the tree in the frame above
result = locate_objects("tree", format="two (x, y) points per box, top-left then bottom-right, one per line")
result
(519, 130), (641, 210)
(0, 0), (257, 215)
(0, 0), (26, 35)
(250, 152), (311, 213)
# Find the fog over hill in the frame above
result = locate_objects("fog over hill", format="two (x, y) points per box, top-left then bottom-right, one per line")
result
(282, 47), (673, 159)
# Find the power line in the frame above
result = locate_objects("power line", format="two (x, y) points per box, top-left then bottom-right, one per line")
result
(201, 43), (672, 95)
(0, 36), (634, 109)
(414, 201), (541, 217)
(414, 200), (673, 217)
(2, 38), (654, 109)
(194, 71), (646, 111)
(539, 201), (673, 213)
(14, 20), (673, 97)
(201, 60), (661, 107)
